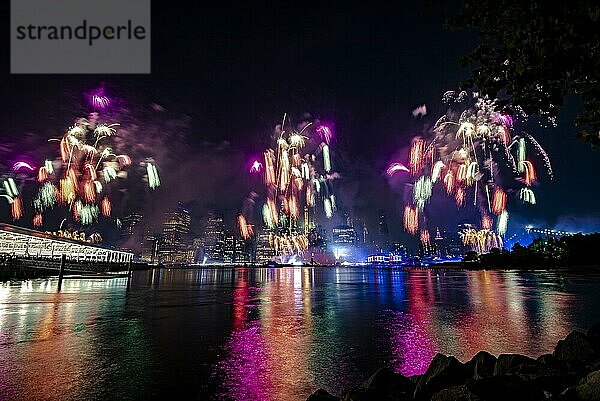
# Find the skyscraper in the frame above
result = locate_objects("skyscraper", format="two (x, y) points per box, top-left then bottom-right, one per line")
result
(223, 231), (235, 263)
(378, 209), (389, 237)
(234, 238), (251, 264)
(120, 213), (143, 241)
(377, 209), (389, 251)
(203, 211), (225, 262)
(120, 212), (144, 258)
(332, 225), (356, 245)
(141, 227), (160, 264)
(156, 203), (192, 264)
(255, 229), (275, 263)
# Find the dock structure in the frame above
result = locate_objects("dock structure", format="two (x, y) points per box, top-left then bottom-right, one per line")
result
(0, 224), (133, 264)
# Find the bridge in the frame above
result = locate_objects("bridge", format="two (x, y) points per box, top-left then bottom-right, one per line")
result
(0, 223), (133, 264)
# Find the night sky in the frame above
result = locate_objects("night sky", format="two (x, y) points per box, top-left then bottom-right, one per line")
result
(0, 1), (599, 242)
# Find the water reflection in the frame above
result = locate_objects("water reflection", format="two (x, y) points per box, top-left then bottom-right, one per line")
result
(0, 268), (597, 401)
(216, 268), (591, 401)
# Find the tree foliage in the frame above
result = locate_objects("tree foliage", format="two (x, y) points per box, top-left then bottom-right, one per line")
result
(477, 233), (600, 267)
(446, 0), (600, 144)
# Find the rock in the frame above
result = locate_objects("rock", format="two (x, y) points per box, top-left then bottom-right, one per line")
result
(340, 389), (368, 401)
(307, 388), (339, 401)
(494, 354), (541, 376)
(467, 375), (546, 401)
(431, 385), (471, 401)
(537, 352), (588, 376)
(359, 367), (414, 399)
(538, 353), (557, 365)
(414, 353), (468, 400)
(554, 331), (595, 362)
(465, 351), (497, 380)
(517, 366), (578, 396)
(576, 370), (600, 401)
(340, 367), (414, 401)
(588, 324), (600, 351)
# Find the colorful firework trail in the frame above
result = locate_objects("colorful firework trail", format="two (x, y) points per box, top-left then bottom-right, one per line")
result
(393, 91), (552, 253)
(240, 115), (337, 259)
(0, 88), (161, 236)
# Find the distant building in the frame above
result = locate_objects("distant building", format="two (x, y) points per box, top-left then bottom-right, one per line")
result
(392, 243), (407, 255)
(378, 209), (388, 233)
(332, 225), (356, 245)
(203, 211), (225, 262)
(156, 203), (193, 264)
(223, 232), (235, 263)
(331, 225), (357, 261)
(191, 237), (204, 263)
(377, 209), (389, 250)
(255, 229), (275, 263)
(234, 238), (251, 264)
(120, 213), (143, 241)
(141, 221), (161, 264)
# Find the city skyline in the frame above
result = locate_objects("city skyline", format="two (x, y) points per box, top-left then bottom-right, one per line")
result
(1, 2), (600, 248)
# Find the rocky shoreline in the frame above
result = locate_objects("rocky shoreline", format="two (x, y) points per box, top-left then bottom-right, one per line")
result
(307, 324), (600, 401)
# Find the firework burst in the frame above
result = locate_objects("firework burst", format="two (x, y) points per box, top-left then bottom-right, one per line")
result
(389, 91), (553, 252)
(239, 115), (337, 259)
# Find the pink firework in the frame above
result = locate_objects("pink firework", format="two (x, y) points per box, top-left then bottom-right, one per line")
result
(316, 125), (333, 144)
(250, 160), (263, 174)
(386, 162), (409, 177)
(12, 162), (35, 171)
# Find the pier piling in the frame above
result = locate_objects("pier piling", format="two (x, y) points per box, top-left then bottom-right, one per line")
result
(126, 260), (132, 289)
(57, 254), (66, 291)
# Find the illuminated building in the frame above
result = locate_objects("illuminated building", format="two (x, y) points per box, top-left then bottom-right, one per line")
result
(203, 211), (225, 262)
(224, 232), (235, 263)
(120, 213), (143, 240)
(141, 227), (159, 264)
(256, 229), (275, 263)
(234, 238), (251, 264)
(0, 224), (133, 263)
(120, 213), (144, 257)
(332, 225), (356, 245)
(156, 203), (193, 264)
(192, 237), (204, 263)
(331, 225), (356, 261)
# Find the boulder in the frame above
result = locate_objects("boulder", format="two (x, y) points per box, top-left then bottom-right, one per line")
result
(431, 385), (471, 401)
(341, 388), (408, 401)
(553, 331), (595, 362)
(339, 368), (414, 401)
(517, 366), (578, 396)
(537, 352), (588, 376)
(465, 351), (497, 380)
(340, 389), (368, 401)
(494, 354), (541, 376)
(307, 389), (339, 401)
(576, 370), (600, 401)
(587, 324), (600, 351)
(467, 375), (546, 401)
(359, 367), (414, 399)
(414, 354), (468, 400)
(537, 353), (556, 366)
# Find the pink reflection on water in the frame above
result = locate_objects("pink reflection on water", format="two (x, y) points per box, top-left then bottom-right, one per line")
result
(219, 323), (274, 401)
(387, 311), (437, 376)
(387, 272), (437, 376)
(218, 268), (319, 401)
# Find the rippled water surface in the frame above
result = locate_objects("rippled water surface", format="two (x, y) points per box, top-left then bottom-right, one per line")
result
(1, 267), (600, 401)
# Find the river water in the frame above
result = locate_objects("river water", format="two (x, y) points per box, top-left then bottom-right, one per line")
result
(0, 267), (599, 401)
